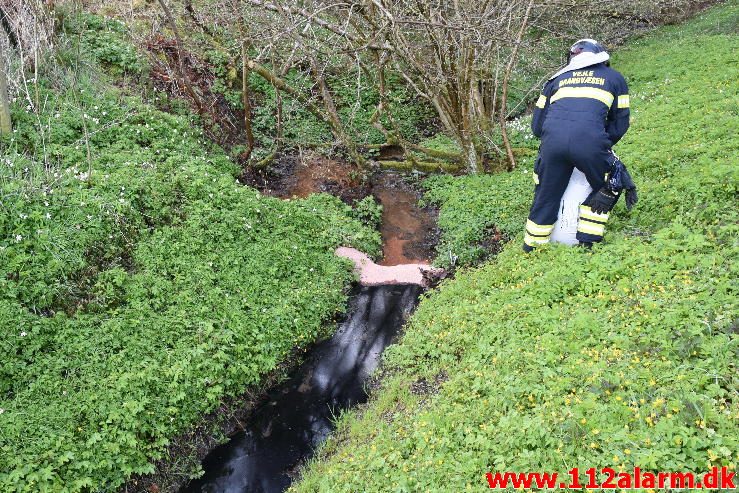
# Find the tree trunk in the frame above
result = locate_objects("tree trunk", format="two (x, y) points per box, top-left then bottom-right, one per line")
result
(462, 138), (479, 174)
(241, 42), (255, 159)
(156, 0), (205, 114)
(309, 57), (366, 168)
(500, 0), (535, 171)
(0, 61), (11, 135)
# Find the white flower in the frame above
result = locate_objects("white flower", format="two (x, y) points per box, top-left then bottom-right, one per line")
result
(20, 331), (27, 337)
(46, 213), (51, 219)
(14, 234), (22, 242)
(0, 408), (4, 414)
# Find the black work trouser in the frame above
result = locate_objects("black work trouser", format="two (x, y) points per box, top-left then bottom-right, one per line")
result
(524, 122), (613, 250)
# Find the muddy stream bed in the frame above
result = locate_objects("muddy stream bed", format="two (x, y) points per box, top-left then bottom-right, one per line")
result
(178, 156), (439, 492)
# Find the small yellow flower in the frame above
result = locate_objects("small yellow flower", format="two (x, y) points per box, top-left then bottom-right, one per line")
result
(625, 449), (632, 455)
(580, 418), (587, 424)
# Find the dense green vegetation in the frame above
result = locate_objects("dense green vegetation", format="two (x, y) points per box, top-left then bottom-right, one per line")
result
(0, 20), (380, 491)
(293, 4), (738, 491)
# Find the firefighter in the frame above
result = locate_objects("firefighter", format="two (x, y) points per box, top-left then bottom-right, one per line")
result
(523, 39), (631, 251)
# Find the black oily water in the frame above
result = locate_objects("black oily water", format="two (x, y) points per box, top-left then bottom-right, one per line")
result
(181, 284), (422, 493)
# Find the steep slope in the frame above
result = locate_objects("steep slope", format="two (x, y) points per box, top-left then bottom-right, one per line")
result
(0, 16), (379, 492)
(293, 4), (738, 491)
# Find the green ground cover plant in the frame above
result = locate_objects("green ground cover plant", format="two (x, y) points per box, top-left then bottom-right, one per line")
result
(0, 19), (380, 492)
(292, 3), (738, 491)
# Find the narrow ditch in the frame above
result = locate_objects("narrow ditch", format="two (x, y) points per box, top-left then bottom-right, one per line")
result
(180, 284), (421, 492)
(179, 157), (438, 492)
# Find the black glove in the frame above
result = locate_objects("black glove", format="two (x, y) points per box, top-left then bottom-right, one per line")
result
(588, 187), (619, 214)
(621, 167), (638, 210)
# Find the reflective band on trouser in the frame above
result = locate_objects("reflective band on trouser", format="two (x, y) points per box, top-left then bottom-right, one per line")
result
(536, 94), (547, 109)
(525, 219), (554, 247)
(550, 86), (615, 108)
(578, 205), (609, 238)
(617, 94), (630, 108)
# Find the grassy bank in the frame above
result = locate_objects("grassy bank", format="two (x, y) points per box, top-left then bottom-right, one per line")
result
(293, 4), (738, 492)
(0, 19), (379, 492)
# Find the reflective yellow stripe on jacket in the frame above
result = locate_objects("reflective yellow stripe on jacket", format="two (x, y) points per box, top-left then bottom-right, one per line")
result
(550, 86), (614, 108)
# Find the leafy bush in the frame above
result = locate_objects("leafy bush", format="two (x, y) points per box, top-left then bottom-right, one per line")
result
(0, 26), (379, 491)
(292, 4), (738, 492)
(65, 13), (144, 75)
(350, 195), (383, 230)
